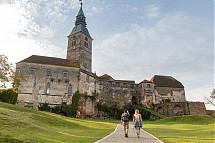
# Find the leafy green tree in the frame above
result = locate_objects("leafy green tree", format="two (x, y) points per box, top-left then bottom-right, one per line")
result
(0, 55), (13, 88)
(0, 54), (25, 90)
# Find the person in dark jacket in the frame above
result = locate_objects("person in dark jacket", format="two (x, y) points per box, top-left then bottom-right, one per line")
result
(121, 109), (130, 137)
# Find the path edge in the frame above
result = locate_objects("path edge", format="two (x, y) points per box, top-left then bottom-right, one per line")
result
(141, 128), (164, 143)
(94, 124), (120, 143)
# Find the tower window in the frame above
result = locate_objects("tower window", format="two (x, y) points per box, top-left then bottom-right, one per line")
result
(72, 41), (76, 46)
(68, 85), (72, 96)
(46, 83), (50, 94)
(84, 42), (88, 48)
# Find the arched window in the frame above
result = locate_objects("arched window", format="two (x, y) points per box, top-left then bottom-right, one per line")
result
(68, 85), (72, 96)
(170, 90), (173, 96)
(85, 37), (88, 41)
(46, 83), (50, 94)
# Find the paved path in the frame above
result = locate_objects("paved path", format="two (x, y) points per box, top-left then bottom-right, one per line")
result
(95, 123), (163, 143)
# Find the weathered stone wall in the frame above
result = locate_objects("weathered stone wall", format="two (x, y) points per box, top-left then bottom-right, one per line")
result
(79, 71), (96, 95)
(154, 87), (186, 104)
(77, 97), (97, 118)
(16, 62), (79, 109)
(96, 80), (141, 108)
(154, 102), (207, 116)
(188, 102), (207, 115)
(154, 102), (189, 116)
(206, 110), (215, 116)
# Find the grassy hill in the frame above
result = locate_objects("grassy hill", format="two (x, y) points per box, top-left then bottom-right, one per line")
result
(143, 114), (215, 143)
(0, 102), (119, 142)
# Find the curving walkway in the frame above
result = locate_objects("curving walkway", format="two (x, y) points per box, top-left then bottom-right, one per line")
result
(95, 123), (163, 143)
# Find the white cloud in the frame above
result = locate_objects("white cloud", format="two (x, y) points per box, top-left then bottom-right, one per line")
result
(93, 8), (213, 104)
(186, 85), (215, 110)
(144, 5), (161, 18)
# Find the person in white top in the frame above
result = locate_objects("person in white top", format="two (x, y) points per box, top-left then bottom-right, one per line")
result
(133, 109), (142, 138)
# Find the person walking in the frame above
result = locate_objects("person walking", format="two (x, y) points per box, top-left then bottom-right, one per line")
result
(121, 109), (130, 138)
(133, 109), (142, 138)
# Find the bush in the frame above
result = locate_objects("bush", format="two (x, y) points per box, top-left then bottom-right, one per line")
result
(38, 103), (50, 112)
(52, 91), (82, 117)
(0, 89), (18, 104)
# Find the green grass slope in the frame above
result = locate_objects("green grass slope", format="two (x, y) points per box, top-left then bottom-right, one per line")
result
(0, 102), (119, 142)
(143, 115), (215, 143)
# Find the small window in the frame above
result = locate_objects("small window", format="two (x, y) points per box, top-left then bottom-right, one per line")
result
(73, 36), (76, 40)
(109, 82), (112, 86)
(63, 72), (68, 78)
(47, 71), (51, 76)
(147, 84), (151, 88)
(130, 84), (134, 88)
(46, 83), (50, 94)
(68, 85), (72, 96)
(30, 69), (35, 74)
(84, 42), (88, 48)
(85, 37), (88, 41)
(116, 83), (120, 87)
(170, 90), (173, 96)
(72, 41), (76, 46)
(123, 84), (127, 88)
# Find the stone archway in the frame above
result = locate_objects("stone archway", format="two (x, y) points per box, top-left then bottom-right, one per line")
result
(132, 96), (138, 105)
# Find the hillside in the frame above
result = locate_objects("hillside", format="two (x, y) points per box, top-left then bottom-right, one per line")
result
(0, 102), (118, 142)
(143, 114), (215, 143)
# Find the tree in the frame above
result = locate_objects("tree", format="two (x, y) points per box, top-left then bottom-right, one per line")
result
(0, 55), (13, 88)
(0, 54), (25, 90)
(205, 88), (215, 107)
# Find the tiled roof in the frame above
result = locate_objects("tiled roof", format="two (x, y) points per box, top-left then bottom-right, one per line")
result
(99, 74), (114, 81)
(17, 55), (80, 68)
(150, 75), (184, 88)
(139, 79), (152, 84)
(80, 68), (97, 77)
(69, 24), (91, 38)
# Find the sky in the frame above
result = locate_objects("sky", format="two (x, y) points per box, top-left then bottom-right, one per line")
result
(0, 0), (214, 109)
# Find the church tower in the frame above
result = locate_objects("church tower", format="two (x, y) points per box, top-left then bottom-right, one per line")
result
(66, 3), (93, 72)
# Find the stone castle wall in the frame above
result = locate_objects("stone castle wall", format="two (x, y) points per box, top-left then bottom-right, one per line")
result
(188, 102), (207, 115)
(16, 62), (79, 109)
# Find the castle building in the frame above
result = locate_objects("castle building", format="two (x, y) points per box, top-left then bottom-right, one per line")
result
(16, 4), (206, 117)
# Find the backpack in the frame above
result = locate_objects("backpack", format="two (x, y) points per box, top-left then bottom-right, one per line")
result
(123, 113), (129, 122)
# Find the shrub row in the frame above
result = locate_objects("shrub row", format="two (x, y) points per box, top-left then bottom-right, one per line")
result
(0, 89), (18, 104)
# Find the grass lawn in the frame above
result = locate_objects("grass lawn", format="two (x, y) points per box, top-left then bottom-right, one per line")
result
(0, 102), (119, 142)
(143, 115), (215, 143)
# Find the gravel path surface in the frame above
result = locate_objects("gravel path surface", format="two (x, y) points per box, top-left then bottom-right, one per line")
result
(95, 123), (163, 143)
